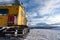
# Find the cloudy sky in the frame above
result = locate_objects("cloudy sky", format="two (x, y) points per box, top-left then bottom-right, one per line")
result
(0, 0), (60, 25)
(20, 0), (60, 25)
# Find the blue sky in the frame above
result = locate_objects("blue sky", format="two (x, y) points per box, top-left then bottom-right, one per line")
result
(0, 0), (60, 26)
(20, 0), (60, 26)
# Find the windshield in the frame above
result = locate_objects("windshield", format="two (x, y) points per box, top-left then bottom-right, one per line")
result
(0, 9), (8, 15)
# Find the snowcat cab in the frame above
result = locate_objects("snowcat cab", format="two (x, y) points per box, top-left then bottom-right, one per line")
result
(0, 0), (29, 38)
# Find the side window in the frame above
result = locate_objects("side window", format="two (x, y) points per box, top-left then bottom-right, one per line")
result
(0, 9), (9, 15)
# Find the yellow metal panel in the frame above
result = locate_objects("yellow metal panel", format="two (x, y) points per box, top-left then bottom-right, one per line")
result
(0, 6), (19, 26)
(0, 6), (19, 15)
(0, 5), (27, 27)
(17, 6), (26, 26)
(0, 16), (8, 26)
(17, 6), (22, 25)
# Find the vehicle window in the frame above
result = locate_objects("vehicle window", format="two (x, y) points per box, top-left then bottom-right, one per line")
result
(0, 9), (9, 15)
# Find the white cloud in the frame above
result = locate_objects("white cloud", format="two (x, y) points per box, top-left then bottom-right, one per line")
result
(32, 0), (60, 24)
(29, 14), (60, 25)
(0, 0), (15, 3)
(28, 12), (37, 18)
(46, 15), (60, 24)
(27, 0), (60, 16)
(39, 0), (60, 15)
(22, 0), (60, 25)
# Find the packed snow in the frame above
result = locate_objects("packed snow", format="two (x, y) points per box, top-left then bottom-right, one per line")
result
(25, 29), (60, 40)
(0, 28), (60, 40)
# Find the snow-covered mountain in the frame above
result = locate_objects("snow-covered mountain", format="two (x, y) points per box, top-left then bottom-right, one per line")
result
(49, 23), (60, 26)
(28, 23), (60, 29)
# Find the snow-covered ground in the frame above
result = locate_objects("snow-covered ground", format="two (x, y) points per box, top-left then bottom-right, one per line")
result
(25, 29), (60, 40)
(0, 28), (60, 40)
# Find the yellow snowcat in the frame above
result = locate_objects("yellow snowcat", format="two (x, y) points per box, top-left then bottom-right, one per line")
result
(0, 0), (29, 38)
